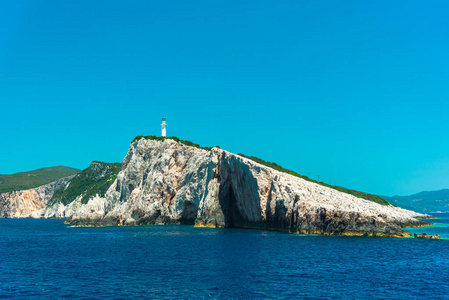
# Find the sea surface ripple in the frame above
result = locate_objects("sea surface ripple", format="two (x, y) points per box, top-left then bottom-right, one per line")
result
(1, 214), (449, 299)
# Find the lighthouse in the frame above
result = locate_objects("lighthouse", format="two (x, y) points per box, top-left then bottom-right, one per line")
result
(161, 117), (167, 137)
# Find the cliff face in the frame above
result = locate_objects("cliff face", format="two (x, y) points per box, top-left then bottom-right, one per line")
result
(66, 139), (430, 237)
(0, 176), (74, 218)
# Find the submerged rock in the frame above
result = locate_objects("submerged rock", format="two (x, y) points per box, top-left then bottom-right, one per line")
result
(64, 138), (431, 237)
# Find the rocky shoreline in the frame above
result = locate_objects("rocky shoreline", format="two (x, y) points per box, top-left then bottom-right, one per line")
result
(65, 217), (433, 238)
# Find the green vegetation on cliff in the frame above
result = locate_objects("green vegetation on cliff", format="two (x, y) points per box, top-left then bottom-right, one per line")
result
(48, 161), (121, 206)
(132, 135), (219, 151)
(238, 154), (390, 206)
(0, 166), (81, 194)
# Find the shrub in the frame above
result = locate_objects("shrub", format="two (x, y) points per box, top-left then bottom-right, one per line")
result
(238, 153), (390, 206)
(132, 136), (218, 151)
(48, 162), (121, 205)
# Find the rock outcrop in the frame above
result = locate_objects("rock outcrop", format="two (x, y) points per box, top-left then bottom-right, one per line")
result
(64, 138), (431, 237)
(414, 233), (441, 239)
(0, 176), (74, 218)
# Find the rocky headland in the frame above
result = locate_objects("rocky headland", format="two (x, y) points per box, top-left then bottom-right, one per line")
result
(0, 138), (433, 237)
(66, 138), (432, 237)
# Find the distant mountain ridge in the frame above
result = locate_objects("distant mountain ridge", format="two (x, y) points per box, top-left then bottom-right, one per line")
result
(0, 166), (81, 194)
(383, 189), (449, 213)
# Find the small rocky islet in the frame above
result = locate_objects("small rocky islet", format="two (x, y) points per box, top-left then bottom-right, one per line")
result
(414, 233), (441, 239)
(0, 137), (436, 237)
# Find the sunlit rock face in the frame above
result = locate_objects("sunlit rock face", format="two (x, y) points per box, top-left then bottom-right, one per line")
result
(66, 139), (430, 237)
(0, 176), (74, 218)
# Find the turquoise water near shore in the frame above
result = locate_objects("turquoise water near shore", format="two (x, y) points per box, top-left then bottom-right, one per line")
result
(1, 214), (448, 299)
(406, 212), (449, 239)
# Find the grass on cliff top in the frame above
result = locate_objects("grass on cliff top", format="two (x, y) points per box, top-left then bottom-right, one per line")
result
(131, 135), (390, 206)
(0, 166), (81, 194)
(132, 135), (219, 151)
(48, 161), (121, 206)
(238, 153), (391, 206)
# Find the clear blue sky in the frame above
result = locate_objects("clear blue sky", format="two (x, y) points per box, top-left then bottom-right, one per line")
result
(1, 0), (448, 196)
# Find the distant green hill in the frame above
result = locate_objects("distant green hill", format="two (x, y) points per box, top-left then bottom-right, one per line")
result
(0, 166), (81, 194)
(383, 189), (449, 213)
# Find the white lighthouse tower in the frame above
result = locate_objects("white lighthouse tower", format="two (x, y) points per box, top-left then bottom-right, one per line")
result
(161, 117), (167, 137)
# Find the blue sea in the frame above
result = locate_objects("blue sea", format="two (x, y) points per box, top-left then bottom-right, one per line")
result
(1, 214), (449, 299)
